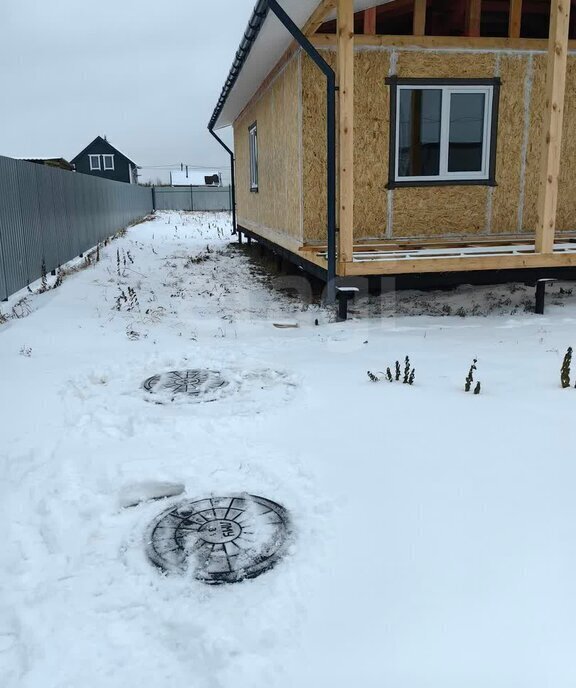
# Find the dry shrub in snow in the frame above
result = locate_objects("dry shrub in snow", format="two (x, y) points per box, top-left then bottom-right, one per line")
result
(561, 347), (572, 389)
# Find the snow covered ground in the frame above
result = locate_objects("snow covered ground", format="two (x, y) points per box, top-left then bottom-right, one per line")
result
(1, 210), (576, 688)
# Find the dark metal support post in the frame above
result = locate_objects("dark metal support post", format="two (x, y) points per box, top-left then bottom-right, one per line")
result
(151, 186), (156, 211)
(266, 0), (337, 303)
(336, 287), (359, 321)
(535, 278), (557, 314)
(208, 128), (237, 235)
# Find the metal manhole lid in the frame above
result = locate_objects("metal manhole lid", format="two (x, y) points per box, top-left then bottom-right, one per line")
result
(143, 369), (229, 401)
(146, 494), (291, 584)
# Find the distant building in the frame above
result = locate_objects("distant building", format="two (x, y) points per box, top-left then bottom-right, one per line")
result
(170, 169), (221, 187)
(71, 136), (138, 184)
(18, 157), (74, 171)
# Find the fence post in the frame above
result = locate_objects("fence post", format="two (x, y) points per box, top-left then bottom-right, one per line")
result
(151, 186), (156, 211)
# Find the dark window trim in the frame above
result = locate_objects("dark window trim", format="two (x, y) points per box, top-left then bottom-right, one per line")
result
(385, 76), (501, 189)
(248, 121), (259, 193)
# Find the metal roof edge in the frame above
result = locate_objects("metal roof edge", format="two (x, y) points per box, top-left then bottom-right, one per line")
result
(208, 0), (270, 131)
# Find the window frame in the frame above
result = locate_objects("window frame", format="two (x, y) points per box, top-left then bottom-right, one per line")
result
(89, 154), (101, 171)
(102, 154), (115, 171)
(386, 77), (501, 189)
(249, 122), (258, 192)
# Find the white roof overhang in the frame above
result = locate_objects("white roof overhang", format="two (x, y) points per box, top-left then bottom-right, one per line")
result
(211, 0), (387, 130)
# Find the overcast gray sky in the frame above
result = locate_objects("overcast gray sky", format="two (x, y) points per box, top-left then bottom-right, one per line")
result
(0, 0), (255, 183)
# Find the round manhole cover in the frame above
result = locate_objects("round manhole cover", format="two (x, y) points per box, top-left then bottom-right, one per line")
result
(143, 369), (229, 402)
(146, 495), (291, 584)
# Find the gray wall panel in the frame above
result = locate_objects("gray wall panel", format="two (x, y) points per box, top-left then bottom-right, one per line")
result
(153, 186), (232, 212)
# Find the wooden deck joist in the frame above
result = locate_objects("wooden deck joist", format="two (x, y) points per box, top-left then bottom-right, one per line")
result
(338, 249), (576, 276)
(300, 240), (576, 275)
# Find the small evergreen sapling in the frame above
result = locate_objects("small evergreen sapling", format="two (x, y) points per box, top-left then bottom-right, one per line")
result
(386, 368), (393, 382)
(403, 356), (411, 384)
(465, 359), (477, 392)
(561, 347), (572, 389)
(367, 371), (380, 383)
(395, 361), (401, 381)
(474, 382), (481, 395)
(408, 368), (416, 385)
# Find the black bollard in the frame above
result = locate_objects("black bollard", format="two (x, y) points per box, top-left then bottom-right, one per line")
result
(336, 286), (359, 321)
(535, 278), (557, 314)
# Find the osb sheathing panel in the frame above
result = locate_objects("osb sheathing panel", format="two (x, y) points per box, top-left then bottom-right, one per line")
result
(557, 58), (576, 232)
(302, 50), (392, 241)
(393, 51), (495, 237)
(518, 54), (576, 234)
(302, 51), (336, 242)
(354, 51), (390, 239)
(302, 47), (576, 242)
(491, 55), (527, 234)
(396, 51), (496, 79)
(521, 53), (546, 234)
(233, 53), (302, 242)
(393, 186), (488, 236)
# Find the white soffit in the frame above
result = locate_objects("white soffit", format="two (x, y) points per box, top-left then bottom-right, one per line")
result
(214, 0), (388, 129)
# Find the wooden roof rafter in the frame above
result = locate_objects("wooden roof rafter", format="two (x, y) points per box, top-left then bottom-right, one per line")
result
(304, 0), (338, 35)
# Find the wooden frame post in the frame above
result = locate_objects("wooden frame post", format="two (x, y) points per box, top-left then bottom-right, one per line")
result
(337, 0), (354, 263)
(413, 0), (427, 36)
(508, 0), (522, 38)
(466, 0), (482, 36)
(536, 0), (571, 253)
(363, 7), (377, 34)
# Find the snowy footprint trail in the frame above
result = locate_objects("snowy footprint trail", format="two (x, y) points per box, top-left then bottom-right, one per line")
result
(2, 211), (576, 688)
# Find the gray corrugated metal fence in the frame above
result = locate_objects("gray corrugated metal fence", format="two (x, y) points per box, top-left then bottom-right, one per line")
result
(153, 185), (232, 211)
(0, 155), (153, 301)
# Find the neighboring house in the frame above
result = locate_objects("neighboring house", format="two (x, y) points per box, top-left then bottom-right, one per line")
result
(71, 136), (138, 184)
(18, 157), (74, 171)
(209, 0), (576, 284)
(170, 170), (222, 186)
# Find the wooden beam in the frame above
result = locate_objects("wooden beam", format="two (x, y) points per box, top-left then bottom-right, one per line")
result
(536, 0), (571, 253)
(312, 32), (576, 50)
(303, 0), (337, 36)
(363, 7), (377, 34)
(509, 0), (523, 37)
(337, 0), (354, 264)
(466, 0), (482, 36)
(341, 251), (576, 276)
(413, 0), (427, 35)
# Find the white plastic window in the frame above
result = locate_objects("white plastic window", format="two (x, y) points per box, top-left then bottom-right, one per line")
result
(249, 123), (258, 191)
(395, 84), (494, 183)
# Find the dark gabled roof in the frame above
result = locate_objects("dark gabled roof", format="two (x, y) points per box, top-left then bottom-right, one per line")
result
(71, 136), (137, 165)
